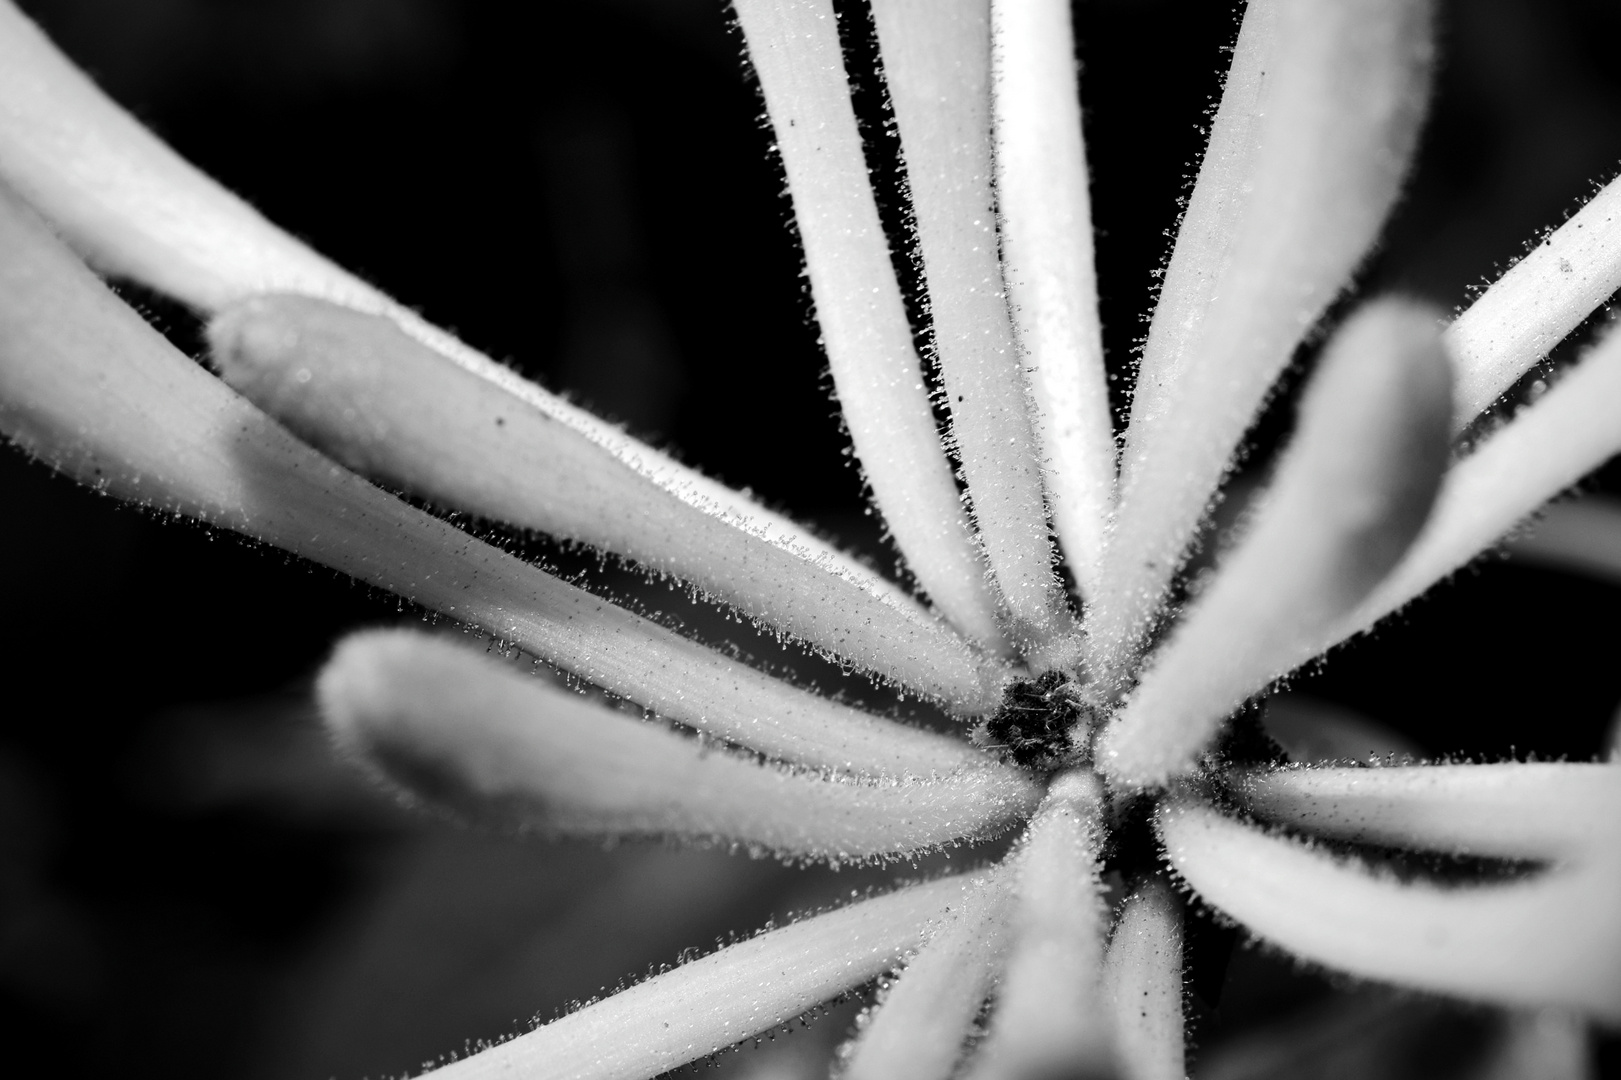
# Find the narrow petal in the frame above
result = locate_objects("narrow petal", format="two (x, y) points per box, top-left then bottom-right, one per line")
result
(0, 186), (1006, 747)
(991, 0), (1115, 602)
(1449, 175), (1621, 422)
(318, 631), (1040, 861)
(1233, 761), (1621, 861)
(732, 0), (1008, 653)
(1100, 301), (1451, 788)
(842, 867), (1013, 1080)
(965, 771), (1116, 1080)
(1104, 878), (1185, 1080)
(1336, 315), (1621, 653)
(421, 873), (978, 1080)
(1159, 798), (1621, 1020)
(209, 294), (996, 699)
(1509, 495), (1621, 585)
(870, 0), (1071, 647)
(1088, 0), (1434, 680)
(0, 1), (957, 691)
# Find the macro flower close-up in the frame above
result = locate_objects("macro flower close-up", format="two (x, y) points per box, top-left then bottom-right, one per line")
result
(1, 1), (1620, 1078)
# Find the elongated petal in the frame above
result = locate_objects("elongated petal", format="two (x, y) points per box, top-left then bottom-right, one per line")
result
(209, 294), (995, 699)
(966, 772), (1115, 1080)
(1510, 496), (1621, 585)
(732, 0), (1007, 653)
(1233, 762), (1621, 861)
(991, 0), (1115, 602)
(318, 631), (1040, 861)
(870, 0), (1070, 647)
(1089, 0), (1433, 680)
(0, 2), (967, 697)
(423, 873), (977, 1080)
(1100, 301), (1451, 788)
(1335, 316), (1621, 652)
(0, 186), (1006, 756)
(1104, 878), (1185, 1080)
(842, 867), (1012, 1080)
(1159, 798), (1621, 1020)
(1449, 176), (1621, 422)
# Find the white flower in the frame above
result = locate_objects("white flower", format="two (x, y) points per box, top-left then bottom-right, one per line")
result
(0, 1), (1618, 1078)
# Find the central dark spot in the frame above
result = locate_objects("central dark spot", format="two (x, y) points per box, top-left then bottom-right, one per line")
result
(981, 670), (1093, 770)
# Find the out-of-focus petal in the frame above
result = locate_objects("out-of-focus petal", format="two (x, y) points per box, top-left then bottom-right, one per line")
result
(841, 866), (1012, 1080)
(1159, 798), (1621, 1020)
(1104, 877), (1185, 1080)
(318, 631), (1040, 861)
(422, 873), (980, 1080)
(991, 0), (1115, 603)
(870, 0), (1071, 649)
(1509, 496), (1621, 585)
(1089, 0), (1434, 683)
(210, 294), (999, 704)
(1232, 761), (1621, 861)
(1101, 301), (1451, 787)
(732, 0), (1008, 654)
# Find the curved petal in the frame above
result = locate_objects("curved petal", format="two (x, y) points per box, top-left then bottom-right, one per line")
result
(1088, 0), (1434, 681)
(732, 0), (1008, 653)
(209, 294), (998, 700)
(870, 0), (1071, 648)
(1233, 761), (1621, 862)
(1104, 877), (1185, 1080)
(422, 873), (979, 1080)
(1101, 301), (1451, 788)
(0, 0), (968, 695)
(842, 866), (1012, 1080)
(318, 631), (1041, 861)
(1159, 798), (1621, 1020)
(991, 0), (1115, 603)
(1509, 496), (1621, 585)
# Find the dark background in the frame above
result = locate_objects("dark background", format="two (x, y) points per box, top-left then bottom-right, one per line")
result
(2, 1), (1620, 1077)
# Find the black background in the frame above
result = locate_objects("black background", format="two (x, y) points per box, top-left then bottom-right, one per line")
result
(2, 1), (1620, 1077)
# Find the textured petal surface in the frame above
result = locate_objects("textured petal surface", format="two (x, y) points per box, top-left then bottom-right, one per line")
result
(1104, 878), (1185, 1080)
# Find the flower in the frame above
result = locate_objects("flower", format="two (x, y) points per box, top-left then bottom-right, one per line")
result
(0, 1), (1619, 1079)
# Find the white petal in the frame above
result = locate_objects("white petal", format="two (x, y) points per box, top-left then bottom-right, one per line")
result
(1449, 175), (1621, 422)
(732, 0), (1008, 654)
(965, 772), (1115, 1080)
(842, 867), (1013, 1080)
(1159, 798), (1621, 1020)
(0, 1), (962, 697)
(1233, 761), (1621, 861)
(1104, 878), (1185, 1080)
(318, 630), (1040, 861)
(1088, 0), (1433, 680)
(991, 0), (1115, 603)
(209, 294), (999, 703)
(0, 188), (1006, 759)
(870, 0), (1071, 647)
(1100, 301), (1451, 788)
(1509, 495), (1621, 586)
(421, 874), (979, 1080)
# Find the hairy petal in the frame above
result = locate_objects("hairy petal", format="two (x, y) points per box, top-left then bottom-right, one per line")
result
(842, 866), (1013, 1080)
(732, 0), (1007, 652)
(0, 1), (969, 698)
(1089, 0), (1433, 682)
(966, 772), (1116, 1080)
(1449, 175), (1621, 422)
(0, 189), (1003, 773)
(318, 631), (1040, 861)
(1101, 301), (1451, 788)
(209, 295), (998, 703)
(991, 0), (1115, 602)
(1159, 798), (1621, 1020)
(1104, 878), (1185, 1080)
(870, 0), (1071, 648)
(1233, 761), (1621, 861)
(1509, 495), (1621, 586)
(423, 874), (980, 1080)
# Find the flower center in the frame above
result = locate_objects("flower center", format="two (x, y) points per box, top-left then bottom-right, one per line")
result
(979, 670), (1097, 770)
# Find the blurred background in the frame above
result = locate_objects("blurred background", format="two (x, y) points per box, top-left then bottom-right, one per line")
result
(2, 0), (1620, 1077)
